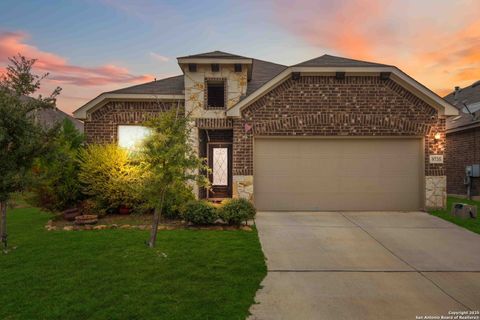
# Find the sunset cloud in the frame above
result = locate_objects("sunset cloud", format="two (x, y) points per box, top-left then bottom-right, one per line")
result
(149, 52), (169, 63)
(0, 31), (153, 86)
(270, 0), (480, 95)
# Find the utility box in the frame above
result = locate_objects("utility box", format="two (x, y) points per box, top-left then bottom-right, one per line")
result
(472, 164), (480, 177)
(451, 203), (477, 219)
(467, 165), (480, 177)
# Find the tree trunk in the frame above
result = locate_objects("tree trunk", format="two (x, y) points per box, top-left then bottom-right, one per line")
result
(0, 201), (7, 250)
(148, 189), (166, 248)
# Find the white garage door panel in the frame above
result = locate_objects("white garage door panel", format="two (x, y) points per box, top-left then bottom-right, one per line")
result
(254, 138), (422, 211)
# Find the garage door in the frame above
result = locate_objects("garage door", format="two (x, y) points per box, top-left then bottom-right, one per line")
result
(254, 138), (423, 211)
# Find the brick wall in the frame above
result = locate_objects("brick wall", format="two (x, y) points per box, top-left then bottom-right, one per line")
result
(233, 75), (446, 176)
(446, 127), (480, 196)
(84, 100), (182, 144)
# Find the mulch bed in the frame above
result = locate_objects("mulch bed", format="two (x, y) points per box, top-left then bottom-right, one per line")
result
(45, 214), (253, 232)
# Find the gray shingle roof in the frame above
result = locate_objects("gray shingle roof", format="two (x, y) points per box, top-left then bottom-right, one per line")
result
(246, 59), (287, 96)
(107, 75), (184, 95)
(95, 53), (393, 109)
(177, 50), (251, 60)
(294, 54), (391, 68)
(33, 108), (84, 132)
(444, 80), (480, 131)
(105, 58), (286, 99)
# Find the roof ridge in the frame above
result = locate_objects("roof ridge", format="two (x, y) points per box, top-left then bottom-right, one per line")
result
(294, 54), (392, 67)
(106, 74), (183, 94)
(252, 57), (287, 67)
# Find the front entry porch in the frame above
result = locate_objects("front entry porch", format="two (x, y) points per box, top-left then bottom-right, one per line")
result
(199, 129), (233, 200)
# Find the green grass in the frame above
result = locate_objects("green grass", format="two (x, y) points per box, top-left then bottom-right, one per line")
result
(429, 196), (480, 235)
(0, 206), (266, 320)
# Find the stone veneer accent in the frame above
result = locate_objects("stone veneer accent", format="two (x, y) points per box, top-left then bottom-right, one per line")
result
(425, 176), (447, 208)
(232, 175), (254, 201)
(233, 75), (447, 208)
(184, 64), (248, 119)
(84, 100), (182, 144)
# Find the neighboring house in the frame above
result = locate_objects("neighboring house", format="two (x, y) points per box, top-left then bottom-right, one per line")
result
(444, 81), (480, 199)
(34, 107), (84, 133)
(73, 51), (457, 211)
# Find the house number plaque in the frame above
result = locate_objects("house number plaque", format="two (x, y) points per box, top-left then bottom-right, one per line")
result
(429, 155), (444, 164)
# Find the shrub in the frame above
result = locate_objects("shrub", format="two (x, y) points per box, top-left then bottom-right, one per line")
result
(183, 200), (218, 225)
(162, 182), (195, 219)
(30, 119), (85, 211)
(78, 144), (144, 214)
(218, 198), (256, 225)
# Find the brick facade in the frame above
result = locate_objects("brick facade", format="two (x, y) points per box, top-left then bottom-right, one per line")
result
(233, 75), (446, 177)
(446, 127), (480, 196)
(84, 100), (182, 144)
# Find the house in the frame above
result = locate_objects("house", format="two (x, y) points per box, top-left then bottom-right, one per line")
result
(34, 107), (84, 133)
(444, 81), (480, 199)
(73, 51), (457, 211)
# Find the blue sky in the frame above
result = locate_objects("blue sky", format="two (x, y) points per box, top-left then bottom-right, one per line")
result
(1, 0), (478, 114)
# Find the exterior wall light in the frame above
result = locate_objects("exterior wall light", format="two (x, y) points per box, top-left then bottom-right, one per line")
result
(434, 132), (441, 141)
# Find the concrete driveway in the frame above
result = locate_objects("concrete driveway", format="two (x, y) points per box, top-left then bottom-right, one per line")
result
(249, 211), (480, 320)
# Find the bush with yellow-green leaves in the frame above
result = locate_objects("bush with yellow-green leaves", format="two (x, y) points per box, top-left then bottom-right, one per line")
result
(78, 144), (144, 214)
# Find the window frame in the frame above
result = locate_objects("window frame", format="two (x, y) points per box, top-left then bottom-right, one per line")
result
(204, 78), (227, 110)
(117, 124), (151, 151)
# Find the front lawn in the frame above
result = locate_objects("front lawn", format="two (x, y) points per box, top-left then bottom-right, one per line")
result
(429, 196), (480, 235)
(0, 206), (266, 320)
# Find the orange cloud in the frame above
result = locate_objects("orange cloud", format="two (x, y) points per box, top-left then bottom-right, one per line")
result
(271, 0), (480, 96)
(0, 31), (153, 86)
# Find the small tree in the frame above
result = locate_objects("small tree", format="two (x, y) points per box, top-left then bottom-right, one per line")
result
(30, 119), (84, 211)
(141, 106), (209, 247)
(0, 54), (61, 251)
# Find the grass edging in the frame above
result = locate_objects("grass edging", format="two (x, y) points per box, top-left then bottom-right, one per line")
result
(428, 196), (480, 235)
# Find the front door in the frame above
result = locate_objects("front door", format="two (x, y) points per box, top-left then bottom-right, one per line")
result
(207, 143), (232, 199)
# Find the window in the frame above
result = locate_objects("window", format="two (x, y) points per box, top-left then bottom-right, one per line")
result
(211, 64), (220, 72)
(212, 147), (228, 186)
(118, 125), (151, 150)
(234, 64), (242, 72)
(206, 80), (225, 109)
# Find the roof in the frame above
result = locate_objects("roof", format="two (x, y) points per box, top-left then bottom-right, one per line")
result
(246, 59), (287, 96)
(294, 54), (392, 68)
(74, 51), (457, 119)
(34, 108), (84, 132)
(107, 75), (184, 95)
(444, 80), (480, 132)
(177, 50), (251, 60)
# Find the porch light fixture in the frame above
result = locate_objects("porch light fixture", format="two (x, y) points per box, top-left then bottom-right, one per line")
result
(434, 132), (441, 141)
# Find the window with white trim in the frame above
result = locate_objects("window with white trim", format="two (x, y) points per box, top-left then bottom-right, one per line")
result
(118, 125), (151, 150)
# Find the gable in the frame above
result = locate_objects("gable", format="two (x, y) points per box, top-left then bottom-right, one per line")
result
(227, 66), (458, 117)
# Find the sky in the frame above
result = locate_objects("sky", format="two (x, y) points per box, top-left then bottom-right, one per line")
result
(0, 0), (479, 115)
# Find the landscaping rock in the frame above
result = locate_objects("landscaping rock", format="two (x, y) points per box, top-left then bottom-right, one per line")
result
(93, 225), (108, 230)
(45, 225), (57, 231)
(63, 226), (74, 231)
(119, 224), (131, 229)
(110, 224), (118, 229)
(75, 215), (98, 225)
(84, 225), (93, 230)
(240, 225), (253, 232)
(63, 208), (81, 221)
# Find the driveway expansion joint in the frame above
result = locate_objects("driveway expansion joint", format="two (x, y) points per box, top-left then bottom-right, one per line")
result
(339, 212), (472, 311)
